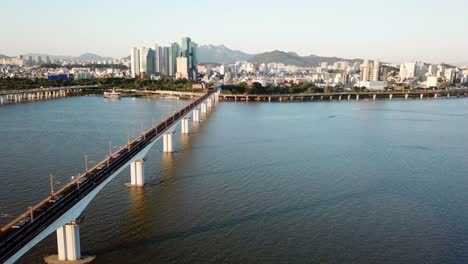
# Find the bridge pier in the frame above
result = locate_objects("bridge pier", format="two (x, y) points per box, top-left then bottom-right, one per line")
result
(45, 221), (94, 264)
(181, 117), (189, 134)
(405, 94), (409, 100)
(201, 102), (207, 114)
(356, 94), (360, 101)
(56, 223), (81, 261)
(130, 159), (145, 186)
(373, 94), (376, 101)
(389, 94), (393, 100)
(420, 94), (424, 99)
(163, 132), (175, 153)
(193, 108), (200, 123)
(347, 95), (351, 101)
(447, 93), (450, 99)
(339, 95), (342, 101)
(434, 94), (438, 99)
(207, 97), (213, 108)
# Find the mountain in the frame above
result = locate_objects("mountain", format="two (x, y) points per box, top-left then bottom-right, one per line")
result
(248, 50), (363, 67)
(76, 53), (113, 61)
(198, 44), (253, 64)
(0, 54), (12, 59)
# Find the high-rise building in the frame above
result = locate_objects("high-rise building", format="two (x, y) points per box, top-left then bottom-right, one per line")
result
(445, 68), (456, 84)
(35, 56), (42, 65)
(154, 44), (162, 74)
(169, 43), (180, 76)
(131, 47), (140, 78)
(372, 59), (380, 81)
(428, 64), (437, 76)
(399, 62), (417, 81)
(176, 56), (189, 79)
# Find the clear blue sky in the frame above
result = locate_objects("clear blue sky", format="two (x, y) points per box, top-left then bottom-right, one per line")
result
(2, 0), (467, 64)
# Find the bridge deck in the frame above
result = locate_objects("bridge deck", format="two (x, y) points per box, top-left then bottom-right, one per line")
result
(0, 87), (218, 263)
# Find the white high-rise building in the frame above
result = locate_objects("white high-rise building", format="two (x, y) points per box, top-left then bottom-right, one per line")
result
(139, 47), (150, 76)
(176, 56), (189, 79)
(130, 47), (140, 78)
(445, 68), (456, 84)
(372, 59), (380, 81)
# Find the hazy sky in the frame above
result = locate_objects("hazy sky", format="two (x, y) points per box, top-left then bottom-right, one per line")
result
(2, 0), (467, 64)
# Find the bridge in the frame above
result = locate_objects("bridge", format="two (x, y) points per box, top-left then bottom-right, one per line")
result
(0, 85), (101, 104)
(118, 89), (204, 98)
(221, 88), (468, 102)
(0, 86), (221, 264)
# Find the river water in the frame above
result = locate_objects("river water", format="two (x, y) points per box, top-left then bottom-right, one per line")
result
(1, 96), (468, 263)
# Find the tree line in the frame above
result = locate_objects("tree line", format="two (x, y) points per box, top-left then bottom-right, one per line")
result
(0, 77), (200, 92)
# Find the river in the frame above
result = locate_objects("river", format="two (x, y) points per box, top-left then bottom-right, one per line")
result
(1, 96), (468, 263)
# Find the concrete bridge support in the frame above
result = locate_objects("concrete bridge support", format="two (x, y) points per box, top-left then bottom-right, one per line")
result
(339, 95), (342, 101)
(405, 94), (409, 100)
(207, 97), (213, 108)
(420, 94), (424, 99)
(356, 94), (360, 101)
(163, 132), (175, 153)
(373, 94), (376, 101)
(434, 94), (438, 99)
(201, 102), (207, 114)
(193, 108), (200, 123)
(56, 223), (81, 261)
(447, 93), (450, 99)
(130, 159), (145, 186)
(181, 118), (189, 134)
(389, 94), (393, 100)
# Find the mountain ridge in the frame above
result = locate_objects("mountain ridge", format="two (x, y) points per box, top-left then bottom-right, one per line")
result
(248, 50), (364, 67)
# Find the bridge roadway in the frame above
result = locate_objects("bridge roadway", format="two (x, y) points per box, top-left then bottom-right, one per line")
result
(0, 86), (219, 263)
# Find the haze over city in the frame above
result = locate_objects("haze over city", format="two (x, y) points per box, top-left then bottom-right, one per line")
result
(2, 0), (468, 65)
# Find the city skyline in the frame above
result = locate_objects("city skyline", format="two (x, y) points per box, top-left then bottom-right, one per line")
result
(2, 0), (468, 65)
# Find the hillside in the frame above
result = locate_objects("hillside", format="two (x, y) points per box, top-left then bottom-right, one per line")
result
(198, 44), (253, 64)
(248, 50), (363, 66)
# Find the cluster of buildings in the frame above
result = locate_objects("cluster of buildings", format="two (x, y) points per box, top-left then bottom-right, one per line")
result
(0, 64), (131, 80)
(0, 55), (51, 66)
(130, 37), (198, 80)
(399, 62), (462, 88)
(198, 59), (467, 90)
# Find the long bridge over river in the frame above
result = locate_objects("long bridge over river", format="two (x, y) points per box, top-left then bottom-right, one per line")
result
(220, 88), (468, 102)
(0, 86), (221, 264)
(0, 85), (101, 104)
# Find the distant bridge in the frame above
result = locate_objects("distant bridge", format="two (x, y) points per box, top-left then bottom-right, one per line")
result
(220, 88), (468, 102)
(0, 85), (101, 104)
(0, 86), (221, 264)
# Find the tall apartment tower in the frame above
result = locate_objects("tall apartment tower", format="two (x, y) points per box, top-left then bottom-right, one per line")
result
(131, 47), (141, 78)
(154, 44), (162, 74)
(372, 59), (380, 81)
(361, 59), (370, 81)
(169, 43), (180, 76)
